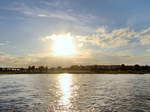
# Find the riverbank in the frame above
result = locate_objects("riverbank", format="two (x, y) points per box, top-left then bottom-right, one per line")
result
(0, 70), (149, 74)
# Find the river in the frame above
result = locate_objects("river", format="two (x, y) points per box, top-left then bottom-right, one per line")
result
(0, 74), (150, 112)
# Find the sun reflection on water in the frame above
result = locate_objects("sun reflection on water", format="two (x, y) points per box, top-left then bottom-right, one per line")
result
(58, 74), (72, 107)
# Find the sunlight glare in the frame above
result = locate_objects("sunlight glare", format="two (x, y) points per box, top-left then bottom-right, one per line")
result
(58, 74), (72, 106)
(51, 33), (77, 56)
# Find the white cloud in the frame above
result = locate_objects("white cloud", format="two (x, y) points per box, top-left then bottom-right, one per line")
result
(2, 1), (96, 24)
(77, 27), (150, 48)
(138, 28), (150, 45)
(34, 11), (78, 22)
(0, 43), (5, 46)
(96, 27), (107, 33)
(77, 27), (135, 48)
(0, 41), (9, 46)
(41, 35), (52, 41)
(40, 27), (150, 54)
(2, 2), (77, 22)
(140, 36), (150, 45)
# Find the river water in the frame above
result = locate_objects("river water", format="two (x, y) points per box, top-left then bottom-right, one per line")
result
(0, 74), (150, 112)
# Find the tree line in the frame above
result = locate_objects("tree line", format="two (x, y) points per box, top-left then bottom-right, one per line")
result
(0, 64), (150, 73)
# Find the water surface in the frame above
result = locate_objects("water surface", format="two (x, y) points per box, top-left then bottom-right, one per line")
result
(0, 74), (150, 112)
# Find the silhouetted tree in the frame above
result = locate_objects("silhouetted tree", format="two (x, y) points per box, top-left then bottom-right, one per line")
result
(121, 64), (125, 70)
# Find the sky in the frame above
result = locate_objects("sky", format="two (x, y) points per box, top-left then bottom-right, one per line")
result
(0, 0), (150, 67)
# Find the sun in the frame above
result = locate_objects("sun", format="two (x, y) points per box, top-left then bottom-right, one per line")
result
(51, 33), (77, 56)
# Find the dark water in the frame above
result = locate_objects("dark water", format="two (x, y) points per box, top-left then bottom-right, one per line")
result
(0, 74), (150, 112)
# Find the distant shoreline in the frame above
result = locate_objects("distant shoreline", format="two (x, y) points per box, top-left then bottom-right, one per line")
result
(0, 70), (149, 74)
(0, 64), (150, 74)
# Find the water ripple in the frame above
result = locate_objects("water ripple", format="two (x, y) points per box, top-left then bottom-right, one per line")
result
(0, 74), (150, 112)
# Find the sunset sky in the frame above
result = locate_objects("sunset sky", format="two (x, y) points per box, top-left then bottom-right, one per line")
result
(0, 0), (150, 67)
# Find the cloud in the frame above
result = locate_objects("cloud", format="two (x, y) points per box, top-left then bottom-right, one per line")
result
(0, 48), (150, 67)
(1, 1), (77, 21)
(146, 49), (150, 52)
(2, 1), (96, 24)
(77, 27), (135, 48)
(38, 27), (150, 66)
(0, 43), (6, 46)
(140, 36), (150, 45)
(41, 35), (52, 42)
(0, 52), (42, 67)
(0, 41), (9, 46)
(0, 52), (14, 67)
(0, 50), (91, 67)
(138, 28), (150, 45)
(77, 27), (150, 48)
(35, 11), (78, 22)
(96, 27), (107, 33)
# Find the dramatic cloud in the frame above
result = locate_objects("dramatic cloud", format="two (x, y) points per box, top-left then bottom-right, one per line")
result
(36, 27), (150, 66)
